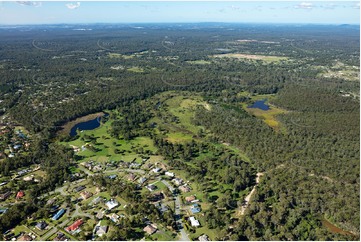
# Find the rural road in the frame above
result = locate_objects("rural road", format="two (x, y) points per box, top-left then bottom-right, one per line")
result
(239, 172), (263, 216)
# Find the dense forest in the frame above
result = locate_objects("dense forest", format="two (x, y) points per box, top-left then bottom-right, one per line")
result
(0, 23), (359, 241)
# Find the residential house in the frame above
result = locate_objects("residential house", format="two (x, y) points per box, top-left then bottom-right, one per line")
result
(198, 234), (209, 241)
(179, 185), (191, 193)
(146, 184), (157, 191)
(185, 195), (196, 203)
(16, 191), (25, 199)
(96, 211), (104, 220)
(95, 225), (108, 237)
(190, 204), (201, 214)
(152, 167), (162, 173)
(143, 224), (157, 235)
(73, 185), (85, 193)
(139, 177), (147, 185)
(52, 208), (66, 221)
(0, 191), (11, 201)
(106, 213), (120, 223)
(23, 175), (34, 182)
(129, 162), (141, 169)
(65, 219), (83, 232)
(0, 208), (8, 214)
(91, 196), (103, 205)
(105, 199), (119, 210)
(189, 216), (200, 227)
(172, 178), (183, 186)
(53, 232), (67, 241)
(128, 173), (136, 181)
(35, 221), (48, 230)
(17, 235), (32, 241)
(148, 192), (164, 202)
(108, 174), (117, 179)
(46, 198), (56, 205)
(80, 191), (93, 200)
(17, 169), (29, 176)
(165, 171), (174, 177)
(92, 165), (103, 172)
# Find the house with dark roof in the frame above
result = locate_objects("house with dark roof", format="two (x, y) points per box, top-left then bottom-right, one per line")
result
(148, 192), (164, 202)
(0, 191), (11, 200)
(54, 232), (67, 241)
(73, 185), (85, 192)
(35, 221), (48, 230)
(146, 184), (157, 191)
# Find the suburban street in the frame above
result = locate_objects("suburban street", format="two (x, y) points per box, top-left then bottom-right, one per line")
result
(160, 179), (190, 241)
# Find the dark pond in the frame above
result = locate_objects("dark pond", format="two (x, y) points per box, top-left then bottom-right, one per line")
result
(248, 99), (270, 111)
(69, 113), (109, 137)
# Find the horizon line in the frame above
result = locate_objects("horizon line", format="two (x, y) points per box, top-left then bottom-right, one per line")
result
(0, 22), (360, 27)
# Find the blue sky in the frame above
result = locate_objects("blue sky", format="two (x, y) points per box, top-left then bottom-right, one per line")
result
(0, 1), (359, 25)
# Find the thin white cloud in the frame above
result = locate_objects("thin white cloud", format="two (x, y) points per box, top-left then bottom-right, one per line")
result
(16, 1), (42, 7)
(353, 2), (360, 9)
(229, 5), (240, 11)
(295, 2), (313, 10)
(65, 2), (80, 10)
(319, 3), (337, 10)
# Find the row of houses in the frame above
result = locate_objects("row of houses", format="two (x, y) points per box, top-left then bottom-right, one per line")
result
(0, 190), (25, 201)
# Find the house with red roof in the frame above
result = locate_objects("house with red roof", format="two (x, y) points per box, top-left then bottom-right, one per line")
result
(16, 191), (25, 199)
(65, 219), (83, 232)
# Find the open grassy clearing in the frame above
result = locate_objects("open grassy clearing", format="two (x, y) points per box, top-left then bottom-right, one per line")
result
(127, 66), (144, 73)
(60, 115), (157, 163)
(161, 91), (210, 136)
(212, 53), (288, 63)
(186, 60), (212, 65)
(237, 92), (288, 133)
(108, 53), (134, 59)
(242, 102), (288, 133)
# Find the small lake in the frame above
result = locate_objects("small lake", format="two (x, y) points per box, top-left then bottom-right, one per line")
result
(248, 99), (270, 111)
(69, 113), (108, 137)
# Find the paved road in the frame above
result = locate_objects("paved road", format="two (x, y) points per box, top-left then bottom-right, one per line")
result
(160, 180), (190, 241)
(72, 204), (93, 219)
(78, 166), (94, 176)
(103, 168), (145, 174)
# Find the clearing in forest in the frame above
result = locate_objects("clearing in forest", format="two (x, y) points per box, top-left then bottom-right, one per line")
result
(242, 95), (288, 132)
(212, 53), (288, 62)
